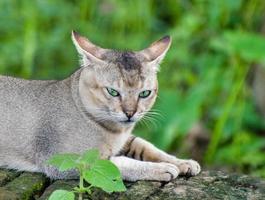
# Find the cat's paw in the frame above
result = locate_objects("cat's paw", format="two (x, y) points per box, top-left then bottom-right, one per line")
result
(176, 159), (201, 176)
(146, 162), (180, 182)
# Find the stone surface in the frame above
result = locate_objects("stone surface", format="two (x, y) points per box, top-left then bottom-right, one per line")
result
(0, 170), (264, 200)
(0, 169), (20, 187)
(89, 171), (265, 200)
(0, 171), (49, 200)
(38, 180), (78, 200)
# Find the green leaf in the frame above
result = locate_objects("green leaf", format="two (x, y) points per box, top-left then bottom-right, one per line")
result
(84, 187), (92, 195)
(47, 153), (79, 171)
(211, 31), (265, 64)
(79, 149), (100, 165)
(48, 190), (75, 200)
(83, 160), (126, 193)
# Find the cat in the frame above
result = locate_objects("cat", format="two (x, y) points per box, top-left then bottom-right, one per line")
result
(0, 31), (201, 181)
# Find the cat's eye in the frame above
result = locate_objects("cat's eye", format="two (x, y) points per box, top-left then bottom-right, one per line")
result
(106, 87), (120, 97)
(139, 90), (151, 98)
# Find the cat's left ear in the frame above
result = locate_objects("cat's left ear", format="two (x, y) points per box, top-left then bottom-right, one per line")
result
(139, 35), (171, 66)
(71, 30), (108, 66)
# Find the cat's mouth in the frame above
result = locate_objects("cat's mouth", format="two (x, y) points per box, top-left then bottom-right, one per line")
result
(120, 119), (135, 124)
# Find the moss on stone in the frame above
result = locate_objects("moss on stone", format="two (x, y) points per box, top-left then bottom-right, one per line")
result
(2, 172), (49, 200)
(0, 169), (21, 187)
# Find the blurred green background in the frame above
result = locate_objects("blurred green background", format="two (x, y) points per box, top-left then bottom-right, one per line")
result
(1, 0), (265, 177)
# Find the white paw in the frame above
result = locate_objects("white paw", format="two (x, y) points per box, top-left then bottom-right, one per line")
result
(176, 159), (201, 176)
(146, 162), (180, 182)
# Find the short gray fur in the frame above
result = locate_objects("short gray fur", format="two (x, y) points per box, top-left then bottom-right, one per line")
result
(0, 70), (104, 178)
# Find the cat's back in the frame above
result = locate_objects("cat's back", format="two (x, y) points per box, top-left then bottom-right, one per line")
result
(1, 75), (34, 103)
(0, 74), (74, 145)
(0, 74), (29, 89)
(0, 75), (62, 123)
(0, 75), (57, 93)
(0, 75), (59, 101)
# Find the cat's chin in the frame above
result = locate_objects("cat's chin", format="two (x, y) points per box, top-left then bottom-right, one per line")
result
(119, 120), (136, 125)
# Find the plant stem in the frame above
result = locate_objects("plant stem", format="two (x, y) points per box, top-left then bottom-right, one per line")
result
(79, 193), (82, 200)
(79, 167), (84, 200)
(80, 172), (84, 190)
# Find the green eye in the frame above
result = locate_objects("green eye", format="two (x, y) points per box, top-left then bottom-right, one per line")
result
(139, 90), (151, 98)
(106, 87), (120, 97)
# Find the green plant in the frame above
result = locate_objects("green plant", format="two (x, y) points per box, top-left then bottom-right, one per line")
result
(46, 149), (126, 200)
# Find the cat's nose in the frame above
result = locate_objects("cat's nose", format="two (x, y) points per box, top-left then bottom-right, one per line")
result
(124, 110), (135, 119)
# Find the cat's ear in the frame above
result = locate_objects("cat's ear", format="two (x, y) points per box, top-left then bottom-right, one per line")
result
(139, 35), (171, 66)
(71, 30), (107, 66)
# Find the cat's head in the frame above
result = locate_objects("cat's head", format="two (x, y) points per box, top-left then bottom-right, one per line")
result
(72, 31), (171, 128)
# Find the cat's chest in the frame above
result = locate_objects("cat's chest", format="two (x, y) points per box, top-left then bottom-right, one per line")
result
(61, 123), (131, 159)
(101, 130), (131, 158)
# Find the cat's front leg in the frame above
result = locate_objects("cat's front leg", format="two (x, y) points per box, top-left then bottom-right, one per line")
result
(121, 136), (201, 177)
(110, 156), (179, 181)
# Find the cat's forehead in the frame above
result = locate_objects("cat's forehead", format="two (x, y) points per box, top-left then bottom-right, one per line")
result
(104, 51), (143, 71)
(102, 51), (154, 87)
(113, 51), (142, 71)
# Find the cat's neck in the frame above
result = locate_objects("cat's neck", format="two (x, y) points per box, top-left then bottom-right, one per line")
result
(70, 68), (135, 134)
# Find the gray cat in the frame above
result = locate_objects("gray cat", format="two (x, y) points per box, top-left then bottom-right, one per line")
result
(0, 31), (200, 181)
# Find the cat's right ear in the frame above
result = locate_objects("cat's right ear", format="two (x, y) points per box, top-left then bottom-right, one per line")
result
(139, 35), (171, 67)
(71, 30), (107, 66)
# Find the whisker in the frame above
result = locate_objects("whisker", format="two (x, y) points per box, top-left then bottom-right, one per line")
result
(139, 117), (152, 130)
(140, 115), (159, 129)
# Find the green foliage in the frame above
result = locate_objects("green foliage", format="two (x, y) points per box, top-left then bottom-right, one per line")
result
(49, 190), (75, 200)
(47, 149), (126, 200)
(84, 160), (125, 193)
(215, 132), (265, 177)
(211, 31), (265, 63)
(47, 154), (79, 171)
(79, 149), (100, 165)
(1, 0), (265, 177)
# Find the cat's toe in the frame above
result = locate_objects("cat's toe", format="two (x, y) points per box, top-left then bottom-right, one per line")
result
(177, 159), (201, 176)
(162, 163), (180, 181)
(149, 162), (179, 182)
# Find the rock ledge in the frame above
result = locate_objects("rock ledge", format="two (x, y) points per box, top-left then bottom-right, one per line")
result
(0, 169), (264, 200)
